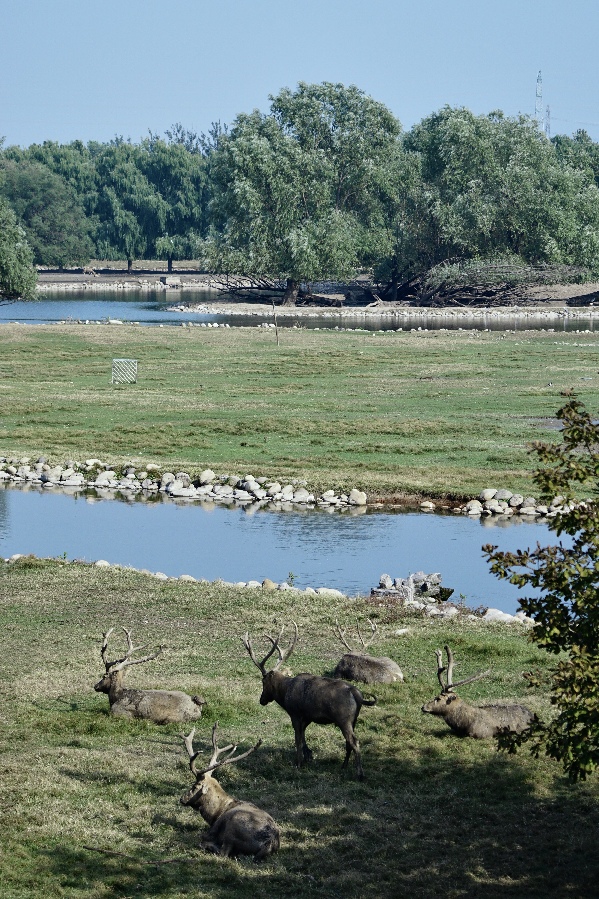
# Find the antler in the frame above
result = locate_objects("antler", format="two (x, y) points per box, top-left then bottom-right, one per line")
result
(100, 626), (163, 673)
(183, 723), (262, 780)
(356, 618), (377, 651)
(436, 645), (492, 694)
(335, 620), (354, 652)
(242, 622), (298, 673)
(263, 621), (298, 671)
(336, 618), (378, 653)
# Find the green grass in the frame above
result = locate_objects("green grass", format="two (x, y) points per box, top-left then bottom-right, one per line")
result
(1, 558), (598, 897)
(1, 323), (598, 496)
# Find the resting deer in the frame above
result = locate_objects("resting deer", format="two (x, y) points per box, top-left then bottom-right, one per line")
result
(421, 645), (535, 739)
(94, 627), (206, 724)
(242, 622), (376, 779)
(180, 723), (280, 861)
(333, 618), (404, 684)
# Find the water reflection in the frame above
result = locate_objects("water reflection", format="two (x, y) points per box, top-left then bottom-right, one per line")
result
(0, 482), (552, 614)
(0, 290), (597, 332)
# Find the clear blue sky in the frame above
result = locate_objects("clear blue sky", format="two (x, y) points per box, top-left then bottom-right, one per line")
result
(2, 0), (598, 147)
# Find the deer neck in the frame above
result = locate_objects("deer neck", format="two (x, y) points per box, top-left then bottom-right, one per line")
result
(198, 776), (236, 825)
(269, 670), (292, 706)
(108, 670), (127, 703)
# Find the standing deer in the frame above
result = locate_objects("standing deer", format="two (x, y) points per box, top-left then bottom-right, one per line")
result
(421, 645), (535, 739)
(94, 627), (206, 724)
(333, 618), (404, 684)
(180, 723), (280, 861)
(242, 622), (376, 780)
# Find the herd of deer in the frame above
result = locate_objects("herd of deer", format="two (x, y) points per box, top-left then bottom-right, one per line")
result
(94, 622), (536, 861)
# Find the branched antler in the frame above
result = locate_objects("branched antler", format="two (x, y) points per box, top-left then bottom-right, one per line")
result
(100, 626), (163, 673)
(435, 645), (491, 694)
(183, 723), (262, 779)
(242, 622), (298, 673)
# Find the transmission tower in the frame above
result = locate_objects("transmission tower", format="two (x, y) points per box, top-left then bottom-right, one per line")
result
(545, 104), (551, 139)
(535, 70), (543, 128)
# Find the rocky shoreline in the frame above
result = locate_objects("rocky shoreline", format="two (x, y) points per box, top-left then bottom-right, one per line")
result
(2, 552), (533, 627)
(0, 455), (570, 522)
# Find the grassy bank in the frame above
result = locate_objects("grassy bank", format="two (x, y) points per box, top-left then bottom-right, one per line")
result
(1, 557), (598, 898)
(1, 323), (598, 496)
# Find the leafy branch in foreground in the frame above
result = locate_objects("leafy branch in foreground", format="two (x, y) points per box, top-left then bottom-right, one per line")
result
(484, 400), (599, 781)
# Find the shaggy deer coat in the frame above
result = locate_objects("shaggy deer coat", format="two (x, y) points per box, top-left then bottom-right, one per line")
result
(181, 726), (280, 861)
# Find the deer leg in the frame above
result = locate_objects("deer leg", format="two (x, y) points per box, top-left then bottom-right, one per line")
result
(341, 726), (364, 779)
(292, 719), (312, 765)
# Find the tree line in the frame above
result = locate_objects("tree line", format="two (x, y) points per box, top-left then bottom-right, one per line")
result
(4, 81), (599, 303)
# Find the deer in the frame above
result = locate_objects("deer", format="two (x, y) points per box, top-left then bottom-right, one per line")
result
(180, 723), (280, 861)
(421, 645), (536, 739)
(333, 618), (404, 684)
(94, 627), (206, 724)
(242, 622), (376, 780)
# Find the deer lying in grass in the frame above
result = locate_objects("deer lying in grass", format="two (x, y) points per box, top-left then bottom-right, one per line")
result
(421, 645), (535, 739)
(94, 627), (206, 724)
(333, 619), (404, 684)
(181, 723), (280, 861)
(242, 622), (376, 780)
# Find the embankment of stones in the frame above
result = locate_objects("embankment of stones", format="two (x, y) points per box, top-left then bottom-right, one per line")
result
(371, 571), (535, 626)
(0, 456), (367, 514)
(2, 554), (535, 627)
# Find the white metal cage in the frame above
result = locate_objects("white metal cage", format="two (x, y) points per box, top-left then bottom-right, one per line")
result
(111, 358), (138, 384)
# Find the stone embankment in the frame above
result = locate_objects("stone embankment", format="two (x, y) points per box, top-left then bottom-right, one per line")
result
(420, 487), (580, 521)
(0, 456), (367, 513)
(370, 571), (534, 626)
(1, 553), (534, 626)
(0, 456), (576, 524)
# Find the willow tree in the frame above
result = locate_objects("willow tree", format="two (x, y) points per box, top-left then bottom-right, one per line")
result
(0, 197), (37, 301)
(203, 82), (401, 304)
(374, 108), (599, 304)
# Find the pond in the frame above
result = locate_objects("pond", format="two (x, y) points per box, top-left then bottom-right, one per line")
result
(0, 483), (551, 614)
(1, 290), (598, 332)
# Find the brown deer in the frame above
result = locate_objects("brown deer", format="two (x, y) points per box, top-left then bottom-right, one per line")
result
(242, 622), (376, 780)
(421, 645), (535, 739)
(180, 723), (280, 861)
(94, 627), (206, 724)
(333, 618), (404, 684)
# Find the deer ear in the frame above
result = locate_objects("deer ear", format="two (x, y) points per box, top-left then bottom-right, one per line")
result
(447, 694), (458, 704)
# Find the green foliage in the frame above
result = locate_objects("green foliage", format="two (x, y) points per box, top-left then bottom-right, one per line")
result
(485, 400), (599, 780)
(203, 82), (401, 295)
(378, 107), (599, 302)
(0, 158), (94, 267)
(0, 196), (37, 300)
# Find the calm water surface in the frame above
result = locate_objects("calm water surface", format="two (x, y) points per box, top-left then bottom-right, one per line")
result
(1, 290), (597, 331)
(0, 485), (551, 614)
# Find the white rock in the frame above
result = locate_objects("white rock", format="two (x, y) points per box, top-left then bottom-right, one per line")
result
(348, 488), (367, 506)
(94, 560), (111, 567)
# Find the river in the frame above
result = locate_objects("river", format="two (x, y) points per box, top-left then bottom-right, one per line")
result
(1, 289), (597, 331)
(0, 483), (550, 614)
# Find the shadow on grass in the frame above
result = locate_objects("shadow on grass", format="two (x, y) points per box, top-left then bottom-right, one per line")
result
(33, 744), (599, 899)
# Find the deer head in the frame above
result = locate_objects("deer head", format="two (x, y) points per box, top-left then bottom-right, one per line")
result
(94, 627), (163, 694)
(241, 622), (298, 704)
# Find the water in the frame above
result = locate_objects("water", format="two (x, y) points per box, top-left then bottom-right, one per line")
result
(0, 484), (551, 613)
(1, 290), (597, 332)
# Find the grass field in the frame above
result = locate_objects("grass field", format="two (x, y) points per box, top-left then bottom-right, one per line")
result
(1, 557), (598, 898)
(1, 323), (598, 497)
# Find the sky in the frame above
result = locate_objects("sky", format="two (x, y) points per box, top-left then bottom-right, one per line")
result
(2, 0), (599, 148)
